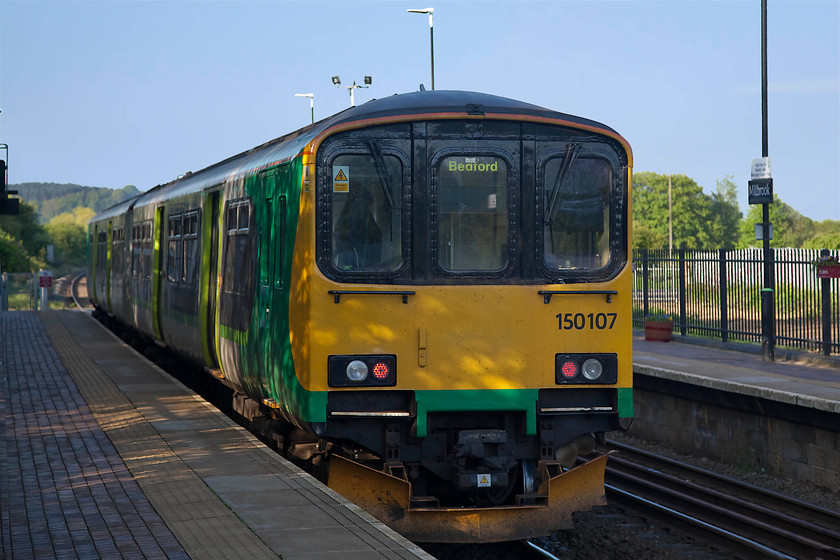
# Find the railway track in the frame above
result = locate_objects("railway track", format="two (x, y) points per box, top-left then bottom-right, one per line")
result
(521, 540), (562, 559)
(52, 270), (89, 310)
(69, 271), (89, 310)
(603, 439), (840, 560)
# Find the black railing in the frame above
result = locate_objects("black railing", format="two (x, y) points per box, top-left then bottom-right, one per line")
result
(633, 248), (840, 356)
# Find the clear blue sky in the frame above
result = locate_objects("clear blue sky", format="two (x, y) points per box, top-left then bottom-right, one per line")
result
(1, 0), (838, 222)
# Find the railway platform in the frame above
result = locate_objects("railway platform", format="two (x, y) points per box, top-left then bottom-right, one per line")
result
(0, 310), (433, 560)
(631, 332), (840, 491)
(633, 333), (840, 411)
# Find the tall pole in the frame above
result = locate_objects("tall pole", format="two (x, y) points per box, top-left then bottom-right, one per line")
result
(429, 10), (435, 90)
(295, 93), (314, 124)
(760, 0), (775, 361)
(408, 8), (435, 90)
(668, 175), (673, 255)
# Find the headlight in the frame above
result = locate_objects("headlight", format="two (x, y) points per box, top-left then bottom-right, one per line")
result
(346, 360), (369, 382)
(329, 355), (397, 387)
(554, 353), (618, 384)
(560, 360), (579, 379)
(581, 358), (603, 380)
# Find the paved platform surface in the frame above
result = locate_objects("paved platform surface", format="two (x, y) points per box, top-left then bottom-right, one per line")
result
(1, 311), (433, 560)
(633, 333), (840, 413)
(4, 308), (837, 559)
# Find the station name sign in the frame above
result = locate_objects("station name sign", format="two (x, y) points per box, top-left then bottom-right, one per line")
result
(748, 157), (773, 205)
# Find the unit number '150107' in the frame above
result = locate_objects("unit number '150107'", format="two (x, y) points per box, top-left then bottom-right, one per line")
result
(556, 312), (617, 331)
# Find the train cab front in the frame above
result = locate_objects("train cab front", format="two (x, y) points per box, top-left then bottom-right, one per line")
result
(304, 97), (633, 542)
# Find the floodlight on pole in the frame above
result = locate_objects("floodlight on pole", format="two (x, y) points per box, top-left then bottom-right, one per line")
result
(407, 7), (434, 90)
(295, 93), (315, 123)
(332, 75), (372, 107)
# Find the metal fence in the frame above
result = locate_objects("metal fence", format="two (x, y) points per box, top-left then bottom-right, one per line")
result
(633, 248), (840, 356)
(1, 272), (39, 311)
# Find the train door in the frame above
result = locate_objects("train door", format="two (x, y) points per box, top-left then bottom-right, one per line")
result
(257, 168), (287, 398)
(93, 224), (109, 311)
(258, 170), (276, 331)
(91, 224), (99, 304)
(152, 206), (165, 341)
(106, 221), (113, 311)
(201, 190), (221, 367)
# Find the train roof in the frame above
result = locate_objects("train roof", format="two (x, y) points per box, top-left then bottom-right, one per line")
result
(91, 90), (625, 224)
(325, 90), (619, 134)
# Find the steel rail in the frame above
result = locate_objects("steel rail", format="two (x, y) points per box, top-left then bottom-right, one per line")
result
(605, 484), (797, 560)
(69, 271), (88, 311)
(608, 439), (840, 529)
(521, 540), (562, 560)
(603, 442), (840, 560)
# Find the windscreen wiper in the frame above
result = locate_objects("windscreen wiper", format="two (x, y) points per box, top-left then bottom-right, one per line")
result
(544, 143), (580, 225)
(367, 140), (397, 213)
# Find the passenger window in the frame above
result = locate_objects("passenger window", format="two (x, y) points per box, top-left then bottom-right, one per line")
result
(436, 155), (509, 271)
(223, 200), (254, 295)
(330, 152), (402, 272)
(542, 156), (611, 270)
(167, 214), (182, 283)
(182, 211), (200, 286)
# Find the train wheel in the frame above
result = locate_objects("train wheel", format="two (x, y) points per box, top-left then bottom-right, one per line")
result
(522, 459), (536, 495)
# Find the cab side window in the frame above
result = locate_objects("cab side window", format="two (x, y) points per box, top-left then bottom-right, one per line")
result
(220, 199), (255, 331)
(329, 152), (403, 273)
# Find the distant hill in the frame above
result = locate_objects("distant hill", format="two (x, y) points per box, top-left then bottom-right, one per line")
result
(11, 182), (142, 223)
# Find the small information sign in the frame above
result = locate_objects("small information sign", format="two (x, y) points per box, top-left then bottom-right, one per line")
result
(751, 157), (772, 180)
(748, 157), (773, 205)
(39, 270), (52, 288)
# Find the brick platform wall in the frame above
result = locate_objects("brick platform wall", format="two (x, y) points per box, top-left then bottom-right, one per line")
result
(628, 386), (840, 492)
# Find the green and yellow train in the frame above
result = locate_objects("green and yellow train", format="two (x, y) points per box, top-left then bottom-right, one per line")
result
(89, 90), (633, 543)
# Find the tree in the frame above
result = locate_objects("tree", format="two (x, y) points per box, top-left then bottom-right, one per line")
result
(46, 222), (88, 267)
(633, 172), (719, 249)
(0, 229), (42, 272)
(12, 182), (141, 223)
(737, 195), (815, 248)
(813, 219), (840, 237)
(802, 233), (840, 250)
(707, 175), (742, 249)
(0, 201), (51, 256)
(49, 207), (96, 228)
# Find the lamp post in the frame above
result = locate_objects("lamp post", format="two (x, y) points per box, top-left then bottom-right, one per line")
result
(295, 93), (315, 124)
(407, 8), (434, 90)
(759, 0), (775, 361)
(331, 75), (372, 107)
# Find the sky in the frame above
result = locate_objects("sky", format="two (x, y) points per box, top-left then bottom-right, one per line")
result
(1, 0), (838, 222)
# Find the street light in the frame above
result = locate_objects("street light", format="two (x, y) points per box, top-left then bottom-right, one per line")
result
(331, 75), (373, 107)
(295, 93), (315, 124)
(407, 7), (434, 90)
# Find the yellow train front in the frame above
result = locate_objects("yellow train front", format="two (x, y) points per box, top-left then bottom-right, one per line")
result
(298, 91), (633, 542)
(88, 90), (633, 543)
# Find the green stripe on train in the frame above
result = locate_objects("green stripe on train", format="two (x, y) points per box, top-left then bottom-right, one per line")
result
(414, 389), (540, 438)
(618, 387), (633, 418)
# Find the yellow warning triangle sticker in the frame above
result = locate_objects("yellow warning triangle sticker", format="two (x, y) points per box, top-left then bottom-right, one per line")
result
(479, 475), (489, 484)
(334, 169), (348, 182)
